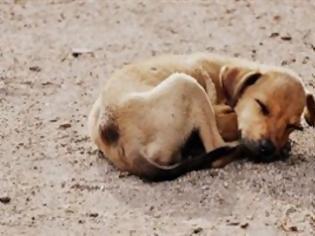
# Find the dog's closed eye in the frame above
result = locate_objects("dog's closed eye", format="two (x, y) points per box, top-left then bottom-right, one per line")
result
(255, 99), (269, 115)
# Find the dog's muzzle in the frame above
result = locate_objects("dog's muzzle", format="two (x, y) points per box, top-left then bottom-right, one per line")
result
(241, 138), (292, 162)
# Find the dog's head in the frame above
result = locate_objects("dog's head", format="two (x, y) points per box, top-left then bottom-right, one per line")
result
(220, 65), (315, 162)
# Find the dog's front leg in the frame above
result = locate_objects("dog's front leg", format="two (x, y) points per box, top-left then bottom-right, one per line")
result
(184, 80), (227, 152)
(214, 104), (239, 142)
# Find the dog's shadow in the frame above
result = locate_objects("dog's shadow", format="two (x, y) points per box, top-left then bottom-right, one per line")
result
(94, 134), (314, 220)
(95, 151), (244, 219)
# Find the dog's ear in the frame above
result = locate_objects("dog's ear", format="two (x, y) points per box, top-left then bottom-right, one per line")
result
(303, 93), (315, 126)
(220, 66), (262, 106)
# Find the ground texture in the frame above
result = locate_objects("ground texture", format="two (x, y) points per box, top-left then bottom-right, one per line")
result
(0, 0), (315, 235)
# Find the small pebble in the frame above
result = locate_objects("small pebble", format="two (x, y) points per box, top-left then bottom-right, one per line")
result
(281, 35), (292, 41)
(240, 222), (249, 229)
(59, 123), (71, 129)
(0, 196), (11, 204)
(29, 66), (41, 72)
(89, 213), (99, 217)
(192, 227), (203, 234)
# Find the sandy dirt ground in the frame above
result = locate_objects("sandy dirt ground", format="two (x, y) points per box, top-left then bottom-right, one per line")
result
(0, 0), (315, 235)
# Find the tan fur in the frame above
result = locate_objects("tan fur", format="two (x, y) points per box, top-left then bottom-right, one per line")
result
(88, 53), (315, 178)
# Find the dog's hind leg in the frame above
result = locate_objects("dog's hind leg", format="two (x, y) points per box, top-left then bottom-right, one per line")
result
(113, 72), (236, 176)
(138, 72), (226, 153)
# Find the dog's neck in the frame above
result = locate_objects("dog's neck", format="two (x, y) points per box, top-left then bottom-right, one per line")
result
(191, 58), (228, 105)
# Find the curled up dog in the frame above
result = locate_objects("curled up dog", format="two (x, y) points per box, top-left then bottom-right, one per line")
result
(88, 53), (315, 181)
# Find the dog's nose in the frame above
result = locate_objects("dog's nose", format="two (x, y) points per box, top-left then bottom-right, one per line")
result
(259, 139), (276, 156)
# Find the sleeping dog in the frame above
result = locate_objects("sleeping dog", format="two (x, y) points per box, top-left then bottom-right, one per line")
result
(88, 53), (315, 180)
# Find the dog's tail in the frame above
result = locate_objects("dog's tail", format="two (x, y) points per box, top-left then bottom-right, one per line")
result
(132, 145), (239, 181)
